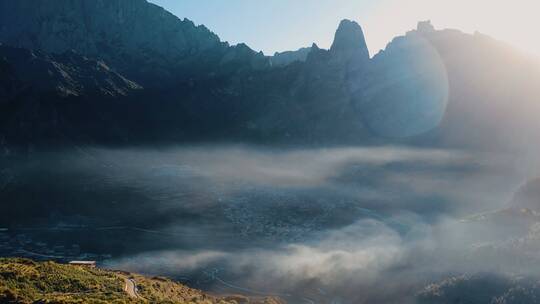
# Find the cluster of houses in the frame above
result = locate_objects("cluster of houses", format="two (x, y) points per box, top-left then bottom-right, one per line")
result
(68, 260), (97, 267)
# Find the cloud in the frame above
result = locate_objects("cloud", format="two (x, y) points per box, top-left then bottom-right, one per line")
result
(106, 213), (540, 302)
(107, 250), (227, 274)
(84, 145), (470, 189)
(5, 144), (539, 303)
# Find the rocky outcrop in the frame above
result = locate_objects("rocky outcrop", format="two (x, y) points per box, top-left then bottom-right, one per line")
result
(0, 44), (142, 147)
(0, 45), (141, 98)
(233, 21), (374, 144)
(330, 19), (370, 70)
(416, 20), (435, 33)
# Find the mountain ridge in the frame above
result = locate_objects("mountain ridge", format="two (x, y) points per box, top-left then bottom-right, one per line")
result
(0, 0), (267, 87)
(0, 2), (539, 152)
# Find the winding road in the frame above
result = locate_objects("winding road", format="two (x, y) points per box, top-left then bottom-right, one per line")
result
(123, 278), (143, 300)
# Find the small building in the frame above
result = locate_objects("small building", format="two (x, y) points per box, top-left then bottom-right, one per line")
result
(68, 261), (97, 268)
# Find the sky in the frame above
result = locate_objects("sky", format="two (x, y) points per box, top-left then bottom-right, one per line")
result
(148, 0), (540, 57)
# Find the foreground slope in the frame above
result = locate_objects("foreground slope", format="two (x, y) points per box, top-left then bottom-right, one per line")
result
(0, 258), (282, 304)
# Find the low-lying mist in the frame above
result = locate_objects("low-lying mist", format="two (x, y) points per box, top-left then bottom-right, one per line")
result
(1, 144), (538, 303)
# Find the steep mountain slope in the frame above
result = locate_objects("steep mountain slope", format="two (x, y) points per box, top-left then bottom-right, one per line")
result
(227, 20), (372, 143)
(351, 22), (449, 139)
(352, 21), (540, 149)
(0, 0), (267, 86)
(0, 44), (141, 98)
(424, 27), (540, 150)
(0, 16), (374, 147)
(0, 44), (143, 147)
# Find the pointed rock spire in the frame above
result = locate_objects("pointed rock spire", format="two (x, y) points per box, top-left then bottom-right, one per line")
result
(330, 20), (370, 69)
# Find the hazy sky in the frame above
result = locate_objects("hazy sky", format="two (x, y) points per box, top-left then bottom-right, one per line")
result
(148, 0), (540, 57)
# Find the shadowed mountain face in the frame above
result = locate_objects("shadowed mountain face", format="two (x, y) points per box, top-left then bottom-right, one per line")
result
(0, 45), (141, 98)
(1, 0), (539, 151)
(351, 27), (450, 139)
(0, 1), (539, 151)
(0, 44), (145, 146)
(0, 0), (267, 87)
(409, 27), (540, 150)
(351, 22), (540, 148)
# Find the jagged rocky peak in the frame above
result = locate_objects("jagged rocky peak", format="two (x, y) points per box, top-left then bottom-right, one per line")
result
(220, 43), (269, 70)
(417, 20), (436, 33)
(306, 42), (330, 63)
(271, 46), (313, 67)
(330, 19), (370, 64)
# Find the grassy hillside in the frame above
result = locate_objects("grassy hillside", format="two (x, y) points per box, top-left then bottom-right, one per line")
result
(0, 258), (283, 304)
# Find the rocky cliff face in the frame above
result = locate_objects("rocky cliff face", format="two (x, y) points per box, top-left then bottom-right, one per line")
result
(232, 21), (372, 143)
(0, 44), (143, 147)
(0, 3), (375, 147)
